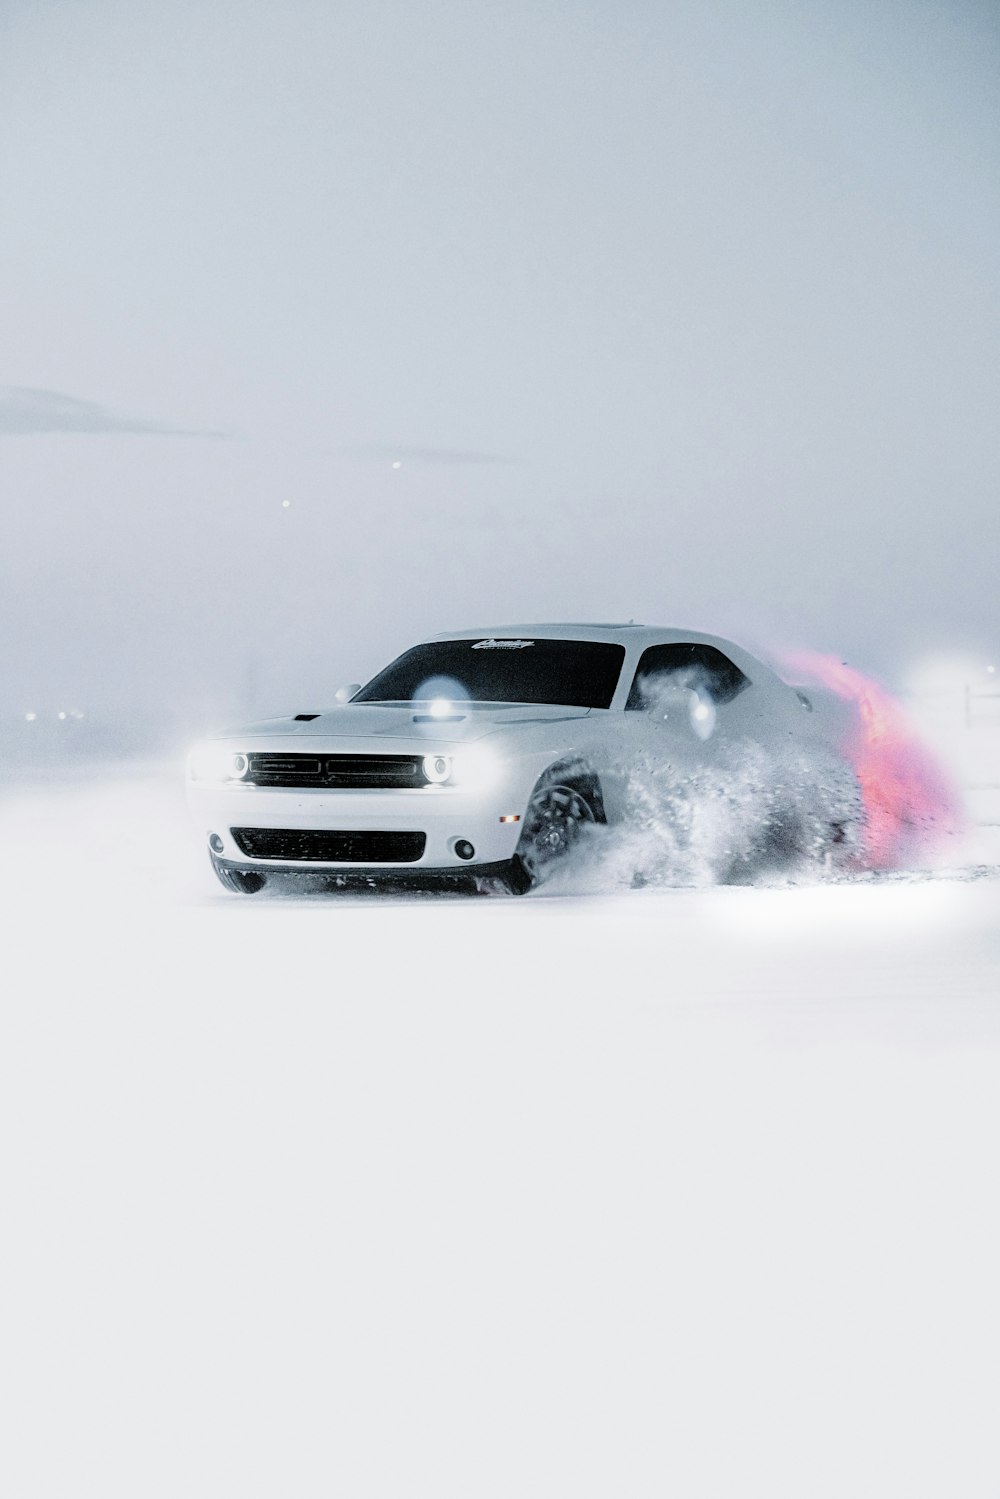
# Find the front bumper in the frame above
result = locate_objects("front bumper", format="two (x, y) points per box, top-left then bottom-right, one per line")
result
(187, 783), (525, 871)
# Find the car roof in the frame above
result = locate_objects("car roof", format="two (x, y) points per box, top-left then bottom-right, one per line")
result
(429, 622), (641, 642)
(430, 623), (738, 649)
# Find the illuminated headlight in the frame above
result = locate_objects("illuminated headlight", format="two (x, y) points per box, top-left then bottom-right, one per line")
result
(422, 753), (453, 784)
(421, 749), (501, 790)
(188, 744), (251, 782)
(450, 747), (501, 793)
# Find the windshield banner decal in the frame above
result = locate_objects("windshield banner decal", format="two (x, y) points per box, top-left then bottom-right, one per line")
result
(471, 638), (534, 650)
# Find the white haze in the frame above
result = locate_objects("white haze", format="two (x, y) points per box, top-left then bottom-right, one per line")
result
(2, 0), (999, 741)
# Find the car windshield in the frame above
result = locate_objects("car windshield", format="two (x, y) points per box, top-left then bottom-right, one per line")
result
(354, 638), (626, 709)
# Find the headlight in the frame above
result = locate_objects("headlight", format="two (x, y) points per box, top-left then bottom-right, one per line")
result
(422, 753), (453, 784)
(450, 747), (501, 793)
(188, 744), (250, 782)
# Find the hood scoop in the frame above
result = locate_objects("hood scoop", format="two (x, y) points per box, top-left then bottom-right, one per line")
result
(293, 713), (320, 721)
(412, 713), (466, 724)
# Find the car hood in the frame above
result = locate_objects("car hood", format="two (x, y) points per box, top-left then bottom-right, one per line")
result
(225, 703), (594, 744)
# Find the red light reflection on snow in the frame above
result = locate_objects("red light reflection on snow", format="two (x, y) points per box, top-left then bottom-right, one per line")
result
(783, 651), (959, 868)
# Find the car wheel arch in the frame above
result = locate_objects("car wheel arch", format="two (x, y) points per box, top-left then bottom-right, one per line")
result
(529, 756), (607, 823)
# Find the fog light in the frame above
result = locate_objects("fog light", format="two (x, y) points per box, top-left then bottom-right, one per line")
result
(454, 839), (475, 861)
(209, 833), (224, 854)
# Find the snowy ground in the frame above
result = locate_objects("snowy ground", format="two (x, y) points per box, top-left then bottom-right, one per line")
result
(2, 724), (999, 1497)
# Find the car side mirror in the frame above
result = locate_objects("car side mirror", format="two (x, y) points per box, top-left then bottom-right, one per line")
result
(335, 683), (361, 704)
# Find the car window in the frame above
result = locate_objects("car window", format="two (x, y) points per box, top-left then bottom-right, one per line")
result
(354, 638), (627, 709)
(625, 643), (750, 710)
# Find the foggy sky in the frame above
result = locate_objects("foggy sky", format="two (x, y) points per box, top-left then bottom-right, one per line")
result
(2, 0), (998, 732)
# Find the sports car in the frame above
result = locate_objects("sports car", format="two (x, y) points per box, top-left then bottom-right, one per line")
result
(187, 624), (866, 895)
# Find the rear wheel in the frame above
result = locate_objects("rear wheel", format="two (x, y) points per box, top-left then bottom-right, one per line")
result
(503, 782), (597, 894)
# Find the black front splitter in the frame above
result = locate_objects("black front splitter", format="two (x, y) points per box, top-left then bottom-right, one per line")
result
(209, 852), (514, 895)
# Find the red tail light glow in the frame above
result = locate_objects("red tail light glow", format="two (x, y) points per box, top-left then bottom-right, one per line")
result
(782, 651), (960, 868)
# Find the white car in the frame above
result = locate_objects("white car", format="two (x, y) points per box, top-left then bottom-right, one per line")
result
(187, 623), (861, 895)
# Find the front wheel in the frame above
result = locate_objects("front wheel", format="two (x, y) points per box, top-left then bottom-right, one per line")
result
(502, 782), (597, 894)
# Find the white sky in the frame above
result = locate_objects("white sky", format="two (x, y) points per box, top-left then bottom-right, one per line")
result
(2, 0), (998, 724)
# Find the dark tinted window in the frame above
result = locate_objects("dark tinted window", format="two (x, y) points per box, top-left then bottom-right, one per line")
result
(355, 638), (626, 709)
(626, 643), (749, 710)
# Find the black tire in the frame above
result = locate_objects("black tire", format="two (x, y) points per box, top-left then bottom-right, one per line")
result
(502, 782), (597, 894)
(211, 854), (267, 894)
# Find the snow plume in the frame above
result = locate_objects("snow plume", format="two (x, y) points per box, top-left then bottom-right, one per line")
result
(554, 741), (865, 894)
(780, 652), (961, 869)
(632, 667), (718, 741)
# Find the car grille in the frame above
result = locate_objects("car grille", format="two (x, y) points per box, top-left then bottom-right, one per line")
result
(231, 827), (427, 863)
(246, 752), (426, 788)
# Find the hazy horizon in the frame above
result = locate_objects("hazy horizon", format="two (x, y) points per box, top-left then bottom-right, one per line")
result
(3, 0), (998, 735)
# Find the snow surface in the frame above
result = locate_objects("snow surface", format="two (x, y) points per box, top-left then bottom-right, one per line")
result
(2, 728), (999, 1497)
